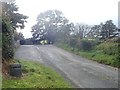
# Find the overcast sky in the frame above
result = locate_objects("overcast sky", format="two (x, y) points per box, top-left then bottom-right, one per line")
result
(15, 0), (119, 38)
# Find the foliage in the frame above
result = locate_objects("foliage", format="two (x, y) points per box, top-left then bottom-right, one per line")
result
(1, 1), (28, 60)
(31, 10), (73, 43)
(75, 20), (118, 40)
(14, 31), (24, 41)
(54, 18), (118, 67)
(96, 41), (118, 55)
(117, 38), (120, 67)
(69, 38), (78, 47)
(90, 24), (101, 38)
(2, 16), (14, 60)
(79, 39), (97, 51)
(75, 23), (91, 39)
(3, 59), (71, 88)
(100, 20), (117, 39)
(2, 1), (28, 29)
(55, 41), (119, 67)
(79, 51), (118, 67)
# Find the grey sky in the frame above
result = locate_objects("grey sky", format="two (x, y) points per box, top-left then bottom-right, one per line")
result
(15, 0), (119, 38)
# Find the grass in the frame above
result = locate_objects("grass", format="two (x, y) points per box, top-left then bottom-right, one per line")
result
(78, 51), (118, 67)
(55, 42), (119, 67)
(2, 59), (72, 88)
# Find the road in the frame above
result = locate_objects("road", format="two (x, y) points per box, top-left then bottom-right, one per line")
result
(15, 45), (118, 88)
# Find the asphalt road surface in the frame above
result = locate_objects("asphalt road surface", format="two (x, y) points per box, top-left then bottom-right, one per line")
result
(15, 45), (118, 88)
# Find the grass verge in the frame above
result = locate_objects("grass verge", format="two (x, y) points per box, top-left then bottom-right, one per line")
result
(55, 42), (119, 67)
(2, 59), (71, 88)
(78, 51), (118, 67)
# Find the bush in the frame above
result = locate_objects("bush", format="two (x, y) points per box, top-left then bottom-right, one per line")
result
(95, 40), (119, 67)
(96, 41), (118, 55)
(69, 38), (77, 47)
(2, 18), (14, 60)
(79, 39), (97, 51)
(2, 32), (14, 60)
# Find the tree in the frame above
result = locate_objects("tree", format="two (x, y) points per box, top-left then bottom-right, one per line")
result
(2, 16), (14, 60)
(89, 25), (101, 39)
(57, 22), (75, 43)
(1, 0), (15, 4)
(1, 1), (28, 60)
(100, 20), (117, 39)
(74, 23), (91, 39)
(31, 10), (69, 43)
(14, 31), (24, 41)
(2, 1), (28, 29)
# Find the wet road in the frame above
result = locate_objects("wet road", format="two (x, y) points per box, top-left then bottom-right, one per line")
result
(15, 45), (118, 88)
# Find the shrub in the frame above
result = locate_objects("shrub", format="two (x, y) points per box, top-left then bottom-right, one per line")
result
(96, 41), (118, 55)
(79, 39), (97, 51)
(69, 38), (77, 47)
(2, 18), (14, 60)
